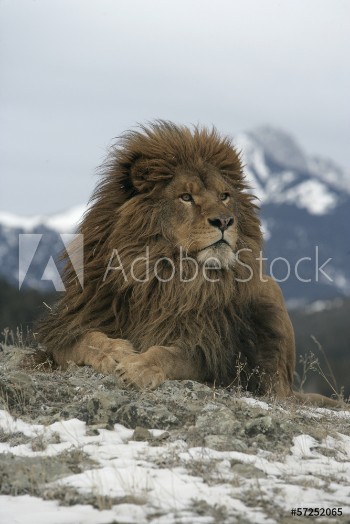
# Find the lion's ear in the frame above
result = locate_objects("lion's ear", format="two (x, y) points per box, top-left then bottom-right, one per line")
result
(130, 158), (172, 193)
(130, 159), (153, 193)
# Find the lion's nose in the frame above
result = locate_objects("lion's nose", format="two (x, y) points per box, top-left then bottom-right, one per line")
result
(208, 216), (234, 231)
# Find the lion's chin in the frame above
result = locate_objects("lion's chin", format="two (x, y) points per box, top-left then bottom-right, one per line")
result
(196, 244), (236, 270)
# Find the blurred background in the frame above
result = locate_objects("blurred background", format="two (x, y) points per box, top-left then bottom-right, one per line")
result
(1, 0), (349, 397)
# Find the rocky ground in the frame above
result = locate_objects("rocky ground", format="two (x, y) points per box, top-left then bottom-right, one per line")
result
(0, 344), (350, 524)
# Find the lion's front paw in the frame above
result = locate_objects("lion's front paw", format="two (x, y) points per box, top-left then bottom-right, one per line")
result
(116, 354), (166, 389)
(92, 352), (121, 374)
(89, 338), (135, 374)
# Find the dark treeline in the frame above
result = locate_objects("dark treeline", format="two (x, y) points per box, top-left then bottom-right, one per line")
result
(0, 278), (58, 343)
(291, 300), (350, 399)
(0, 278), (349, 398)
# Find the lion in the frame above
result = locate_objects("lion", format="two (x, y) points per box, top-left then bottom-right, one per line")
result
(36, 121), (341, 406)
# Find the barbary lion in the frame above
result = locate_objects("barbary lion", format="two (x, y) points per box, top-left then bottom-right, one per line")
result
(37, 121), (339, 405)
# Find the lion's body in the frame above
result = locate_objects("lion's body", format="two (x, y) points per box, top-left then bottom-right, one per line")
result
(37, 122), (304, 398)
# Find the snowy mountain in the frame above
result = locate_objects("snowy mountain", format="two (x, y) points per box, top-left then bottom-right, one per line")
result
(233, 127), (350, 305)
(235, 126), (350, 213)
(1, 127), (349, 304)
(0, 205), (86, 292)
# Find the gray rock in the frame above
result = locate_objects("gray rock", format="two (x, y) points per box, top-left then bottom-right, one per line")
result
(245, 415), (274, 436)
(231, 462), (267, 478)
(0, 451), (96, 495)
(204, 434), (248, 452)
(156, 380), (214, 401)
(132, 426), (153, 441)
(116, 402), (179, 429)
(196, 406), (241, 435)
(60, 391), (128, 425)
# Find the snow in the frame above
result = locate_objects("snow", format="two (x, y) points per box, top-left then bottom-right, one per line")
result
(0, 205), (85, 232)
(0, 496), (125, 524)
(271, 179), (338, 214)
(247, 126), (309, 173)
(1, 403), (350, 524)
(234, 130), (343, 215)
(239, 397), (270, 410)
(308, 156), (350, 195)
(260, 220), (271, 241)
(304, 298), (344, 314)
(324, 269), (350, 295)
(244, 168), (266, 201)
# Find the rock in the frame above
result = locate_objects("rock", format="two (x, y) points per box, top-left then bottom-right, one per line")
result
(231, 462), (267, 478)
(60, 391), (129, 425)
(196, 406), (241, 435)
(116, 402), (179, 429)
(153, 431), (170, 442)
(156, 380), (214, 401)
(132, 426), (153, 441)
(245, 415), (274, 436)
(204, 435), (248, 452)
(0, 451), (96, 495)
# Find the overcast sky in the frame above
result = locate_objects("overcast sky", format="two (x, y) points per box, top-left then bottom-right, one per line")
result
(1, 0), (349, 215)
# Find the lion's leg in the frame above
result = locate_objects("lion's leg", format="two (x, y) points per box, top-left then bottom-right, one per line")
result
(251, 323), (295, 398)
(250, 279), (296, 398)
(52, 331), (135, 374)
(116, 345), (206, 389)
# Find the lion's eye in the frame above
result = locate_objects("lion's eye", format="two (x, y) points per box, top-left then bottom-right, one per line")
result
(180, 193), (193, 202)
(220, 192), (230, 201)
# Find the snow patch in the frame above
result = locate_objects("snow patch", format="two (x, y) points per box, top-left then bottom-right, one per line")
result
(1, 403), (350, 523)
(0, 205), (85, 232)
(271, 179), (338, 214)
(304, 298), (344, 314)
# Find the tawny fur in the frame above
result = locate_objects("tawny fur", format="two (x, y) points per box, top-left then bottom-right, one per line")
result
(36, 121), (341, 407)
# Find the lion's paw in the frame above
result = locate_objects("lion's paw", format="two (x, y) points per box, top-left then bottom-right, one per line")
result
(108, 338), (135, 357)
(90, 339), (136, 374)
(116, 355), (166, 389)
(93, 352), (121, 374)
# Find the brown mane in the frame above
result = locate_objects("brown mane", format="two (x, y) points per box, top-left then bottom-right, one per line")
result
(37, 122), (267, 385)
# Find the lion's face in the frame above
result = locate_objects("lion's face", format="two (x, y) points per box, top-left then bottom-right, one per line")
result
(110, 122), (260, 278)
(159, 168), (238, 269)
